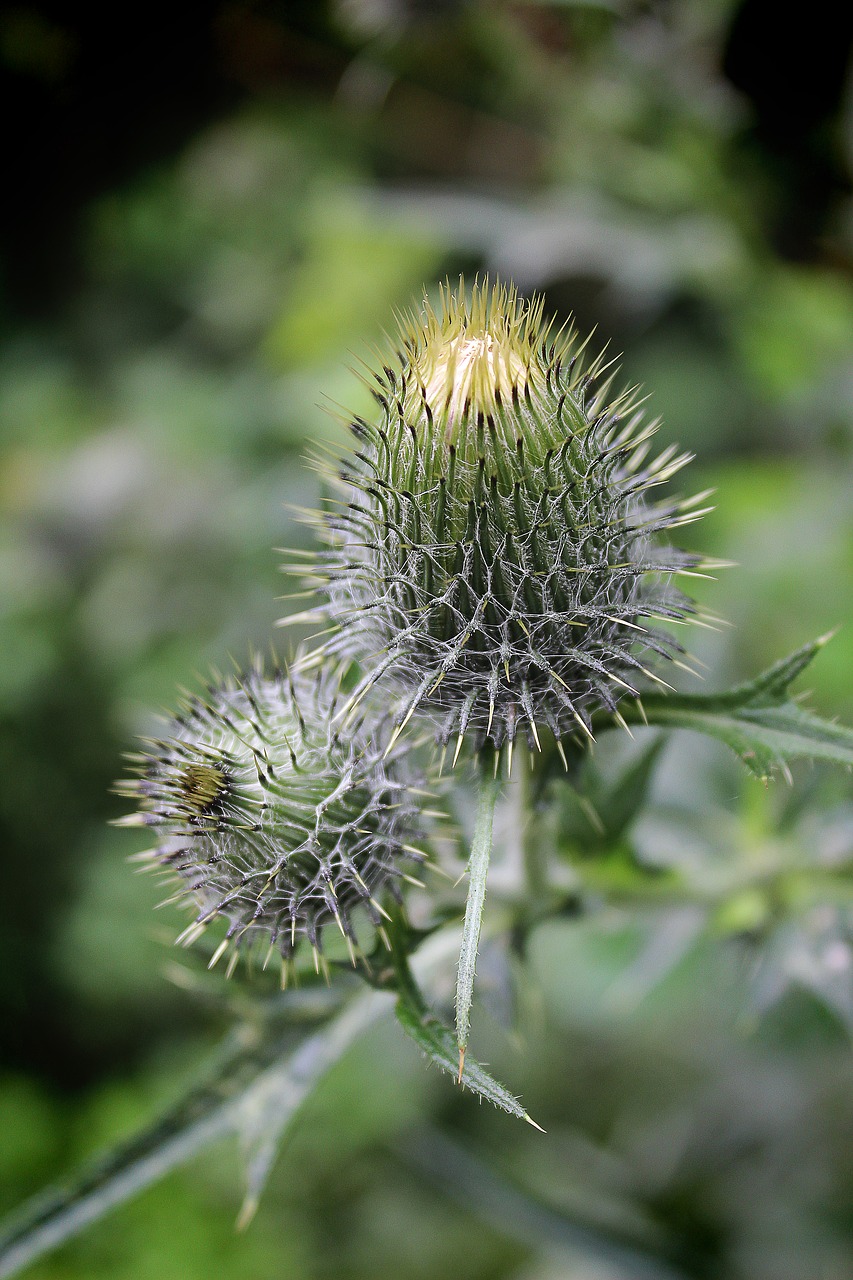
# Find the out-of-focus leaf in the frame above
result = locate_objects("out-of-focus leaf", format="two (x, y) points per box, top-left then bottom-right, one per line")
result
(603, 907), (707, 1012)
(400, 1126), (688, 1280)
(0, 989), (387, 1279)
(750, 906), (853, 1036)
(622, 636), (853, 780)
(555, 736), (665, 853)
(234, 988), (388, 1228)
(0, 918), (524, 1275)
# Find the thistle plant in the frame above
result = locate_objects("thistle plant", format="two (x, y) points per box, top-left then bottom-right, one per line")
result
(303, 280), (713, 764)
(116, 662), (424, 981)
(296, 279), (718, 1069)
(4, 279), (853, 1279)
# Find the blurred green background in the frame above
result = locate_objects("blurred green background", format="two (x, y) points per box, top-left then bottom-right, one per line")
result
(3, 2), (853, 1277)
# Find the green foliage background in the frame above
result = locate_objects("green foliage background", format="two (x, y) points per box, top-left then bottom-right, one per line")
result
(3, 2), (853, 1276)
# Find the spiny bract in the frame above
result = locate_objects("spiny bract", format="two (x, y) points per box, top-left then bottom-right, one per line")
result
(117, 663), (423, 974)
(299, 279), (712, 761)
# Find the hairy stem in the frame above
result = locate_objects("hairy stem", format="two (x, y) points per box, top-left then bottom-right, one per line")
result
(455, 770), (502, 1076)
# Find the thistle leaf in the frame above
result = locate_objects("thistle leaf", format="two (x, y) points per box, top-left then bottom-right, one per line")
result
(624, 635), (853, 781)
(395, 999), (540, 1127)
(0, 991), (388, 1279)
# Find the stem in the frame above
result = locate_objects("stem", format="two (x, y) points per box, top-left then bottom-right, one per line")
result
(384, 916), (429, 1016)
(455, 770), (502, 1077)
(519, 745), (548, 908)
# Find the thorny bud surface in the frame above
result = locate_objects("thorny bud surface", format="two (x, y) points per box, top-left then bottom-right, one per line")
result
(298, 280), (711, 763)
(117, 663), (423, 974)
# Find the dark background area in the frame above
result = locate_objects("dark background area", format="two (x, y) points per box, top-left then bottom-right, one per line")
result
(4, 0), (853, 319)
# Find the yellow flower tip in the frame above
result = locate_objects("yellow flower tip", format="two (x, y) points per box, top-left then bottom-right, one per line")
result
(420, 328), (528, 434)
(402, 278), (543, 441)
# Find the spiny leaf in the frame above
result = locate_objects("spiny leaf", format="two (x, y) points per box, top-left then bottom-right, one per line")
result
(682, 633), (836, 710)
(622, 634), (853, 781)
(396, 998), (542, 1128)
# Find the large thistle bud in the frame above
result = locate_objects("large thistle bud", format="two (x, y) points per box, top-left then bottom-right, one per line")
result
(117, 663), (423, 976)
(302, 280), (708, 763)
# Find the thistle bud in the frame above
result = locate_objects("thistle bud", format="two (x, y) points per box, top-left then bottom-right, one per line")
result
(118, 664), (422, 972)
(307, 279), (705, 760)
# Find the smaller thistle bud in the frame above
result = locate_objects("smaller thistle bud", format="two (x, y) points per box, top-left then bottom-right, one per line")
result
(117, 664), (423, 975)
(300, 279), (710, 763)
